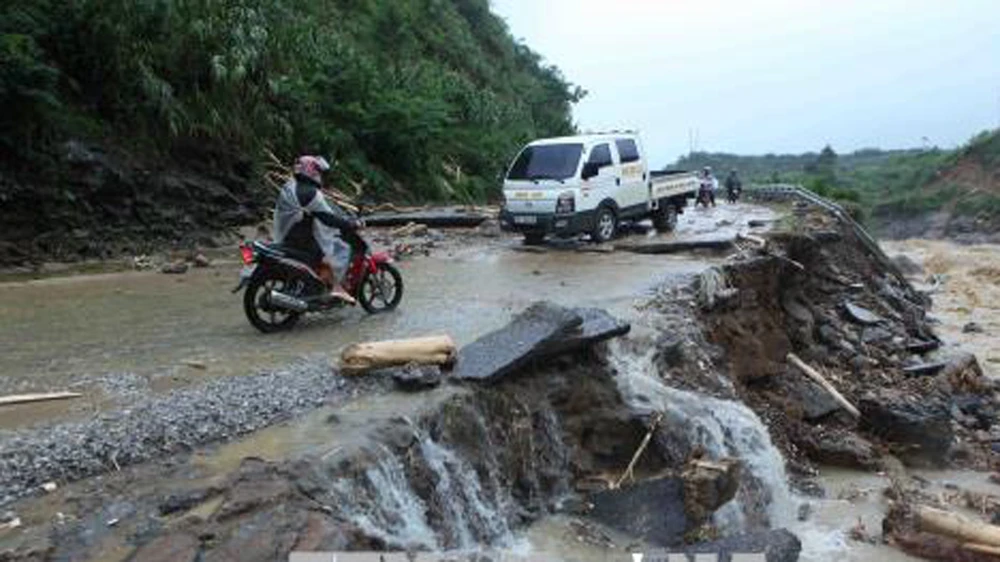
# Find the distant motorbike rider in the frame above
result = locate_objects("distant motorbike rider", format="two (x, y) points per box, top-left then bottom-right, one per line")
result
(725, 169), (742, 203)
(699, 166), (718, 207)
(272, 155), (362, 304)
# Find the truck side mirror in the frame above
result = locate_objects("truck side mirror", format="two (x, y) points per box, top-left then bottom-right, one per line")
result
(581, 162), (599, 180)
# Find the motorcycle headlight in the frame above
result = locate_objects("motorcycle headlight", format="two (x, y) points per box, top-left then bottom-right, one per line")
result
(555, 191), (575, 214)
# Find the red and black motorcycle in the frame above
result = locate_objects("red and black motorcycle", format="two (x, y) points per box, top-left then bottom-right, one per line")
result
(233, 230), (403, 333)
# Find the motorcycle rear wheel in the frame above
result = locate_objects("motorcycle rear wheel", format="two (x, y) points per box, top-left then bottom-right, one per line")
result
(358, 262), (403, 314)
(244, 269), (302, 333)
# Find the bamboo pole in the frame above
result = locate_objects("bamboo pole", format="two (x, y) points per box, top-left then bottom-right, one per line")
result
(787, 353), (860, 419)
(0, 392), (82, 407)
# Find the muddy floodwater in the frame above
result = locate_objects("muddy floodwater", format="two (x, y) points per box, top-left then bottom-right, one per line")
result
(882, 238), (1000, 379)
(0, 203), (774, 431)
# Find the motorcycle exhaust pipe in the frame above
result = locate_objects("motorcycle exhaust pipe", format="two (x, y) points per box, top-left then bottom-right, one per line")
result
(268, 290), (309, 312)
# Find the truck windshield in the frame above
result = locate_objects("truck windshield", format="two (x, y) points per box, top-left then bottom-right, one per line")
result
(506, 144), (583, 181)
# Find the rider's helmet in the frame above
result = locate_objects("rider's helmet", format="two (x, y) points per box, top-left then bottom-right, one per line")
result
(703, 166), (712, 176)
(293, 155), (331, 186)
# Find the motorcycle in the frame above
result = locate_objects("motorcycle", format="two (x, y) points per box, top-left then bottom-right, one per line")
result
(726, 185), (742, 204)
(233, 229), (403, 333)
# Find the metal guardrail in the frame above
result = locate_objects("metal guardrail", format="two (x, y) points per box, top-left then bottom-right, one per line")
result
(747, 184), (911, 288)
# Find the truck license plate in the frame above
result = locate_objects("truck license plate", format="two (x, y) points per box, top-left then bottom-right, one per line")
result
(514, 215), (537, 225)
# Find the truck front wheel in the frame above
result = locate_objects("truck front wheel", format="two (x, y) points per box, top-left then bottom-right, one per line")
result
(653, 203), (678, 232)
(592, 206), (617, 243)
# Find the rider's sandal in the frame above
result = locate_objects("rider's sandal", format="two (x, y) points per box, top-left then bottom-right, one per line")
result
(330, 289), (357, 306)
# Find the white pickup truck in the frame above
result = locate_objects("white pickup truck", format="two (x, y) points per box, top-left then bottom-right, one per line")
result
(498, 132), (700, 244)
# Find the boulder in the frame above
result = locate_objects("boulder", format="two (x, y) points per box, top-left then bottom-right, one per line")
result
(784, 376), (842, 421)
(859, 390), (953, 467)
(681, 528), (802, 562)
(587, 476), (689, 547)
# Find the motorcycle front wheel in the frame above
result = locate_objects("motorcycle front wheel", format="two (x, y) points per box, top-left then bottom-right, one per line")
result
(358, 262), (404, 314)
(244, 269), (302, 333)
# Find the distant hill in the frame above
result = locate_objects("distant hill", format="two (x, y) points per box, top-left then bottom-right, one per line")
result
(870, 130), (1000, 241)
(668, 148), (925, 180)
(666, 130), (1000, 241)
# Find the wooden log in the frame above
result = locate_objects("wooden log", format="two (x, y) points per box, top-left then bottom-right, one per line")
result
(786, 353), (860, 419)
(964, 542), (1000, 556)
(340, 335), (457, 375)
(0, 392), (82, 407)
(916, 505), (1000, 548)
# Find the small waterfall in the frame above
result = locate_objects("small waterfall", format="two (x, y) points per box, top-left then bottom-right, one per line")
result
(331, 445), (439, 549)
(327, 433), (517, 551)
(609, 342), (798, 530)
(419, 437), (513, 548)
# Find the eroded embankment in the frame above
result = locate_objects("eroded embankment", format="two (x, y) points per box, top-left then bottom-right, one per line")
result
(694, 219), (997, 475)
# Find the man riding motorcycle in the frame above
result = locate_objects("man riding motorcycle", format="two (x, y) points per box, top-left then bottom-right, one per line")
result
(272, 155), (362, 304)
(725, 169), (742, 203)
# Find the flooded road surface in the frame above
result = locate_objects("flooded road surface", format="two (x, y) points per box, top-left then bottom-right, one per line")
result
(881, 238), (1000, 378)
(0, 202), (775, 429)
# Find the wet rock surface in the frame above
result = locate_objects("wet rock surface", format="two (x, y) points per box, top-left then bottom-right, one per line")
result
(588, 476), (689, 546)
(681, 528), (802, 562)
(860, 390), (954, 467)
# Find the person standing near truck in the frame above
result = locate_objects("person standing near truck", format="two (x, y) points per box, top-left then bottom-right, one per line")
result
(725, 169), (742, 203)
(698, 166), (718, 207)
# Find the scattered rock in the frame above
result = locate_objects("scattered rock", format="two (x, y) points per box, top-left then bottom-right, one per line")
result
(161, 261), (189, 274)
(41, 482), (57, 493)
(193, 253), (211, 268)
(842, 301), (882, 325)
(860, 390), (953, 467)
(390, 364), (443, 391)
(963, 322), (985, 334)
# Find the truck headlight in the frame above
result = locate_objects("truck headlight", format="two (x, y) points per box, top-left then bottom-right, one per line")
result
(555, 191), (575, 214)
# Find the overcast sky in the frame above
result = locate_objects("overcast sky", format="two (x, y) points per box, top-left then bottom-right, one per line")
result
(490, 0), (1000, 166)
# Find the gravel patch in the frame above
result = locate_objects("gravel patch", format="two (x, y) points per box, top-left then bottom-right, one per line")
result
(0, 359), (385, 506)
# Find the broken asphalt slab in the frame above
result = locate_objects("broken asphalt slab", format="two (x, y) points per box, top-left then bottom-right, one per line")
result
(617, 237), (735, 255)
(362, 208), (489, 228)
(452, 302), (629, 382)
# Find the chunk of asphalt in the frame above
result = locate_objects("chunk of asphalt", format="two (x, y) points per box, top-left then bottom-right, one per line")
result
(453, 302), (582, 382)
(537, 307), (631, 357)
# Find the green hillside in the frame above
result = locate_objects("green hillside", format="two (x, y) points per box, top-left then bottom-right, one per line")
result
(0, 0), (582, 263)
